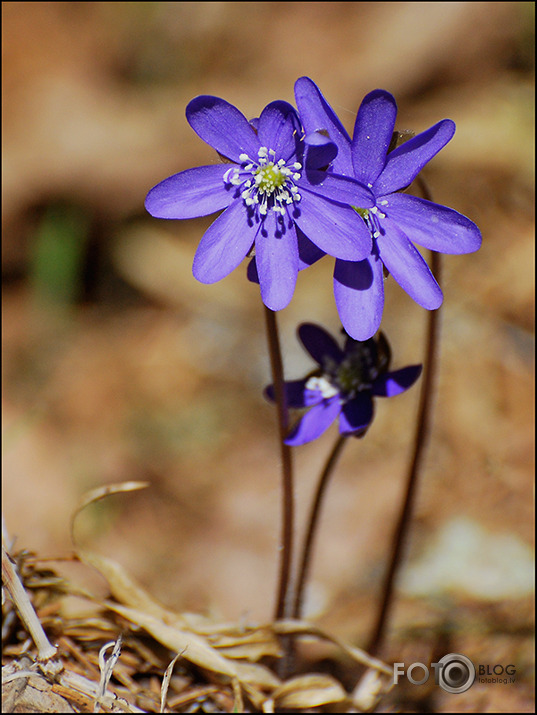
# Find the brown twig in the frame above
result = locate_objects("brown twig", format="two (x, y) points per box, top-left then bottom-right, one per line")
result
(292, 434), (348, 619)
(2, 544), (58, 662)
(263, 306), (295, 623)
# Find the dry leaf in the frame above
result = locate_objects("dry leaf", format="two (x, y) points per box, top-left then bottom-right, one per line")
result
(271, 673), (347, 710)
(231, 661), (281, 690)
(103, 601), (238, 680)
(209, 626), (281, 661)
(160, 653), (181, 713)
(353, 668), (393, 712)
(2, 676), (76, 714)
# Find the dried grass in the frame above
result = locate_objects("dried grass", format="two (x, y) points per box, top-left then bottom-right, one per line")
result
(2, 483), (393, 713)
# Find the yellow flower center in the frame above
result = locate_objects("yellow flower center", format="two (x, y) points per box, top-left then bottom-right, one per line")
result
(223, 147), (302, 216)
(255, 163), (288, 195)
(353, 206), (370, 219)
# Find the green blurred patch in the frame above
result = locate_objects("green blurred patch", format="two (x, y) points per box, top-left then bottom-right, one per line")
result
(30, 204), (91, 308)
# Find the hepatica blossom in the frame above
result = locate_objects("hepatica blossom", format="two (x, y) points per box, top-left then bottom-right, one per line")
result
(145, 95), (376, 311)
(266, 323), (422, 446)
(293, 77), (482, 340)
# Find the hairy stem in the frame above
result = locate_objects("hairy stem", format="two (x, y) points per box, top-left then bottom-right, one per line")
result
(293, 434), (348, 619)
(263, 306), (295, 622)
(366, 247), (442, 657)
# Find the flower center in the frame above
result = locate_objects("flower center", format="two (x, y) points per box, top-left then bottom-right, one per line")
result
(353, 203), (387, 240)
(354, 207), (370, 220)
(223, 147), (302, 217)
(319, 341), (381, 399)
(335, 353), (377, 395)
(255, 163), (288, 195)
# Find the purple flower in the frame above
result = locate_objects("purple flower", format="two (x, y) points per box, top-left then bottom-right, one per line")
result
(293, 78), (482, 340)
(265, 323), (422, 446)
(145, 95), (375, 311)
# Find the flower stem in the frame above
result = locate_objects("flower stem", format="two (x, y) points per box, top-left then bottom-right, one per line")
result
(366, 247), (442, 657)
(293, 434), (348, 619)
(263, 306), (295, 622)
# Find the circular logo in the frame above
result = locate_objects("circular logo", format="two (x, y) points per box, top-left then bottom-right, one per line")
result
(437, 653), (476, 694)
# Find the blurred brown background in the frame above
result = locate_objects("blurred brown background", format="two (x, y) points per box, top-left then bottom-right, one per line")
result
(2, 2), (534, 711)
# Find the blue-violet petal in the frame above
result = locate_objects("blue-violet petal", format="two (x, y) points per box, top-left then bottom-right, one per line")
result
(186, 95), (260, 163)
(373, 365), (422, 397)
(256, 101), (302, 162)
(351, 89), (397, 187)
(339, 394), (374, 434)
(192, 200), (257, 283)
(333, 257), (385, 341)
(376, 219), (443, 309)
(294, 190), (372, 262)
(294, 76), (353, 176)
(298, 323), (345, 366)
(374, 119), (455, 196)
(284, 397), (341, 446)
(255, 212), (299, 311)
(264, 379), (311, 409)
(379, 194), (482, 254)
(145, 165), (234, 219)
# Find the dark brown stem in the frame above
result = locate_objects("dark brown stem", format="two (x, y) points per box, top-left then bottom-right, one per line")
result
(366, 247), (442, 657)
(293, 434), (348, 619)
(263, 306), (295, 622)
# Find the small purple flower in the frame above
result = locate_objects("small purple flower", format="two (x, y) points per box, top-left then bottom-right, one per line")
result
(145, 95), (375, 311)
(265, 323), (422, 446)
(293, 78), (482, 340)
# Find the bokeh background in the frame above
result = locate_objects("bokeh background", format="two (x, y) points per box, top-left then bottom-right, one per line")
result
(2, 2), (534, 711)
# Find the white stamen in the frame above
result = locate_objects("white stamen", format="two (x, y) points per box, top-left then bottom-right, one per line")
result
(223, 145), (302, 216)
(306, 376), (339, 399)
